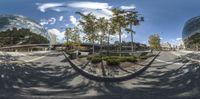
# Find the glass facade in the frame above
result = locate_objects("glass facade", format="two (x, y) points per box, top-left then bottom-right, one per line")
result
(183, 16), (200, 50)
(0, 15), (50, 47)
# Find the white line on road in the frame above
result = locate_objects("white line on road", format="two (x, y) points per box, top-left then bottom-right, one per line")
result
(155, 59), (184, 65)
(24, 56), (46, 62)
(170, 51), (200, 63)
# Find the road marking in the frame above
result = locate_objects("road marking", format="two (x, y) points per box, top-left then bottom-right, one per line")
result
(24, 56), (46, 62)
(170, 51), (200, 63)
(155, 59), (183, 65)
(0, 56), (46, 63)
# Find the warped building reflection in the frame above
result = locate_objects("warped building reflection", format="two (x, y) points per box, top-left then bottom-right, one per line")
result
(0, 15), (50, 47)
(183, 16), (200, 50)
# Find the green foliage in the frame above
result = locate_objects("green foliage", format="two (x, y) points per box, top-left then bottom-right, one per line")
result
(106, 59), (120, 66)
(77, 12), (98, 43)
(148, 34), (161, 50)
(140, 52), (148, 56)
(87, 54), (102, 63)
(138, 56), (148, 60)
(65, 27), (73, 42)
(125, 57), (137, 63)
(0, 28), (49, 46)
(87, 55), (138, 65)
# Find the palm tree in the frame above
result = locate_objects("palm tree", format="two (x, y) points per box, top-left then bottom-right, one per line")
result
(111, 8), (127, 56)
(76, 12), (98, 54)
(125, 10), (144, 56)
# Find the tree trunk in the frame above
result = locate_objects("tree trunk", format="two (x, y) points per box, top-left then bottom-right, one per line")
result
(119, 30), (122, 56)
(107, 32), (110, 56)
(130, 24), (134, 56)
(100, 35), (106, 76)
(92, 40), (95, 54)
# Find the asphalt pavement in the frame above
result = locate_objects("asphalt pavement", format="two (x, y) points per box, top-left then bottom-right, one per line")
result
(0, 51), (199, 99)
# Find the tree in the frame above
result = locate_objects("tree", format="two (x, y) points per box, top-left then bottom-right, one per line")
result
(148, 34), (161, 50)
(107, 20), (116, 55)
(71, 27), (81, 51)
(0, 28), (49, 46)
(96, 17), (109, 52)
(125, 10), (144, 55)
(76, 12), (98, 54)
(65, 27), (72, 43)
(111, 8), (128, 56)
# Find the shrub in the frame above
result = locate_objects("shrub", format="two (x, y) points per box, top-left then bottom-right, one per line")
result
(140, 52), (148, 56)
(126, 57), (137, 63)
(79, 55), (88, 58)
(138, 56), (148, 60)
(106, 59), (120, 66)
(91, 57), (102, 64)
(87, 54), (100, 60)
(87, 55), (102, 64)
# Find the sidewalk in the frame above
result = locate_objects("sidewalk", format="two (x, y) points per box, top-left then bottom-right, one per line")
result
(0, 51), (50, 63)
(170, 50), (200, 62)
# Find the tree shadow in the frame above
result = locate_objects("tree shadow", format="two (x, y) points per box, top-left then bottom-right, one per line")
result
(1, 52), (200, 99)
(87, 53), (200, 99)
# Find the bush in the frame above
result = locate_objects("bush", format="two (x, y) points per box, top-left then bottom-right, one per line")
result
(106, 59), (120, 66)
(126, 57), (137, 63)
(87, 55), (102, 64)
(79, 55), (88, 58)
(87, 55), (99, 60)
(138, 56), (148, 60)
(140, 52), (148, 56)
(91, 57), (102, 64)
(88, 54), (138, 64)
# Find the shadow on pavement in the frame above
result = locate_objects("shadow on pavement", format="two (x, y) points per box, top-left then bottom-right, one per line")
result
(0, 52), (199, 99)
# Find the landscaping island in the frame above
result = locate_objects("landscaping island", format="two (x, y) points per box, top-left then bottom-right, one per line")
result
(65, 51), (160, 82)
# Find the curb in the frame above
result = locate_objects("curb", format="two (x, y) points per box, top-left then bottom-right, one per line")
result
(63, 51), (160, 82)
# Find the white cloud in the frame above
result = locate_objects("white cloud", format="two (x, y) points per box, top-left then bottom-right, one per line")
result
(48, 28), (65, 43)
(83, 9), (112, 19)
(65, 24), (69, 27)
(110, 33), (128, 39)
(120, 5), (135, 10)
(36, 1), (113, 19)
(36, 3), (65, 12)
(70, 16), (79, 26)
(67, 2), (112, 9)
(48, 17), (56, 25)
(40, 17), (57, 26)
(68, 1), (113, 19)
(59, 16), (64, 21)
(176, 38), (182, 41)
(51, 7), (68, 12)
(40, 19), (49, 26)
(165, 37), (183, 46)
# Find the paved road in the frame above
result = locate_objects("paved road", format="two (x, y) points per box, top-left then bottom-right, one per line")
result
(0, 51), (200, 99)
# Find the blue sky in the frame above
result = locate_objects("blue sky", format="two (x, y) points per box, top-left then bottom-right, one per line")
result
(0, 0), (200, 44)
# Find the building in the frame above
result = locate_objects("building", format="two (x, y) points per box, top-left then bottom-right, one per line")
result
(183, 16), (200, 51)
(49, 32), (57, 45)
(161, 42), (172, 50)
(0, 15), (50, 51)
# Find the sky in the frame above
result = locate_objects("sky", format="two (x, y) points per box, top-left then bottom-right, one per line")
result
(0, 0), (200, 45)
